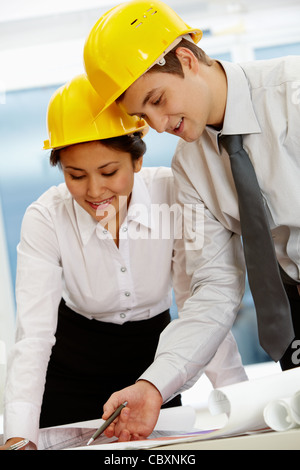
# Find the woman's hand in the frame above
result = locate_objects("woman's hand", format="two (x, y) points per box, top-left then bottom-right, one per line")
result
(0, 437), (29, 450)
(102, 380), (163, 442)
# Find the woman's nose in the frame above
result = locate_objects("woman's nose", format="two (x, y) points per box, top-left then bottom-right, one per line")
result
(87, 175), (106, 198)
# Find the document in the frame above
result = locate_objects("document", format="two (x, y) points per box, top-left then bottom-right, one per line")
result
(263, 389), (300, 432)
(37, 405), (198, 450)
(3, 369), (299, 449)
(207, 367), (300, 438)
(63, 368), (300, 450)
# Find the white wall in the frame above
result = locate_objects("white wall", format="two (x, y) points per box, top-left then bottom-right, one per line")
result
(0, 199), (15, 355)
(1, 0), (300, 92)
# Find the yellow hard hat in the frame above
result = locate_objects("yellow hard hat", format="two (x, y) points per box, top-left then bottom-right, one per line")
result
(84, 0), (202, 111)
(43, 73), (148, 150)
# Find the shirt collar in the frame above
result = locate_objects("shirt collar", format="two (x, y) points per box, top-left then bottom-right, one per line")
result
(73, 200), (98, 246)
(126, 172), (153, 229)
(206, 61), (261, 146)
(73, 171), (153, 246)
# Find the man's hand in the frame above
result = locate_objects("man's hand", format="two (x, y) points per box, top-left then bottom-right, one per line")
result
(102, 380), (163, 442)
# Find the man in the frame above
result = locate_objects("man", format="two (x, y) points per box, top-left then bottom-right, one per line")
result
(83, 0), (300, 441)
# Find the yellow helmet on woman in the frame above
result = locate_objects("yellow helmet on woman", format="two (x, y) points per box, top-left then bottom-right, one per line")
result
(84, 0), (202, 111)
(43, 73), (147, 150)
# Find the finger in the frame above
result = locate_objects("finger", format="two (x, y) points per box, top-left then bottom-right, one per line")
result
(118, 429), (131, 442)
(102, 393), (127, 419)
(103, 423), (115, 438)
(104, 406), (130, 438)
(130, 433), (143, 441)
(102, 401), (118, 419)
(119, 406), (130, 423)
(113, 407), (130, 437)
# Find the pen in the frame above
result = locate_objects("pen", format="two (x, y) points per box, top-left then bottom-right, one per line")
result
(87, 401), (128, 446)
(7, 439), (29, 450)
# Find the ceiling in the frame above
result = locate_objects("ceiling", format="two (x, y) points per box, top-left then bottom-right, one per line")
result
(1, 0), (300, 91)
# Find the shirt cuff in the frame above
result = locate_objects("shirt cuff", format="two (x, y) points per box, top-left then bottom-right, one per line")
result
(4, 401), (41, 448)
(138, 358), (195, 403)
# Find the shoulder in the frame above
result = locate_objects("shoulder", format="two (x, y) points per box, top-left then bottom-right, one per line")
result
(137, 167), (175, 203)
(24, 183), (71, 222)
(239, 56), (300, 89)
(31, 183), (70, 207)
(172, 138), (202, 170)
(139, 166), (172, 180)
(139, 166), (173, 188)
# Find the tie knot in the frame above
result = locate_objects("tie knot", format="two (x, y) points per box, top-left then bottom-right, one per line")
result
(219, 134), (243, 155)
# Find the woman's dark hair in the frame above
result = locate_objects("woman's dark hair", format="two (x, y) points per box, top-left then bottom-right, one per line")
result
(49, 131), (146, 168)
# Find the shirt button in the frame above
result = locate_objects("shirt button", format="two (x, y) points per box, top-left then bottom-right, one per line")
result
(124, 291), (131, 297)
(103, 229), (108, 234)
(120, 313), (126, 319)
(122, 226), (128, 232)
(120, 266), (127, 273)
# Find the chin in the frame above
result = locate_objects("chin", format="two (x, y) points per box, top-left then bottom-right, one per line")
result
(183, 134), (199, 143)
(180, 127), (202, 143)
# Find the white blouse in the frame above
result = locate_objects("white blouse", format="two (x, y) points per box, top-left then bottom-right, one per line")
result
(4, 166), (246, 447)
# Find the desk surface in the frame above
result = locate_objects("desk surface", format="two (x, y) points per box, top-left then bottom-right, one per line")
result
(152, 428), (300, 450)
(1, 362), (299, 449)
(174, 362), (300, 450)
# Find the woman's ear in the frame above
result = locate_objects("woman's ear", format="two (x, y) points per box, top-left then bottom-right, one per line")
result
(134, 156), (143, 173)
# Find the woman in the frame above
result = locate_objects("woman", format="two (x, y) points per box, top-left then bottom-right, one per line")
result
(2, 74), (246, 450)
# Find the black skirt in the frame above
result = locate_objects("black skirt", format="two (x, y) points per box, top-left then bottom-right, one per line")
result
(40, 299), (181, 428)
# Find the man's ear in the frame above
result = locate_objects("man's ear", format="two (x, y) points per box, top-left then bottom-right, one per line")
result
(175, 47), (199, 73)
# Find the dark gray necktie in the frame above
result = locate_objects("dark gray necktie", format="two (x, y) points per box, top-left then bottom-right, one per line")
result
(219, 134), (294, 362)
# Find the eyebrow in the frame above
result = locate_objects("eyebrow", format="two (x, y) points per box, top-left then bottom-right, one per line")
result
(128, 88), (160, 116)
(64, 162), (119, 171)
(143, 88), (159, 107)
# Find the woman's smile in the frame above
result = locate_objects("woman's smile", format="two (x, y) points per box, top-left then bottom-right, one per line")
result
(86, 196), (115, 211)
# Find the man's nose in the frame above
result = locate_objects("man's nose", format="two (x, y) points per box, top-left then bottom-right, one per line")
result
(147, 112), (168, 134)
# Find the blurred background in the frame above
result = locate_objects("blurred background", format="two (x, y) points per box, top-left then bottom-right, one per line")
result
(1, 0), (300, 364)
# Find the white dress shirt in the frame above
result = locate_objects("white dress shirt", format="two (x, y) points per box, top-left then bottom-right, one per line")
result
(4, 166), (246, 446)
(140, 56), (300, 401)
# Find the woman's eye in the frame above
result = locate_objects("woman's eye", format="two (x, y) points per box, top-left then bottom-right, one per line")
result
(103, 170), (117, 177)
(153, 96), (161, 105)
(68, 170), (118, 179)
(70, 174), (85, 180)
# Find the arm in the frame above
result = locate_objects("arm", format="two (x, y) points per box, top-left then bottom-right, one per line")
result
(3, 203), (63, 448)
(102, 190), (245, 441)
(139, 205), (245, 402)
(101, 207), (245, 441)
(0, 438), (30, 451)
(171, 204), (247, 390)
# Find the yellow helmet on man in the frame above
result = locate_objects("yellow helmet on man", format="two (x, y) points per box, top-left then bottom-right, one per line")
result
(84, 0), (202, 111)
(43, 73), (147, 150)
